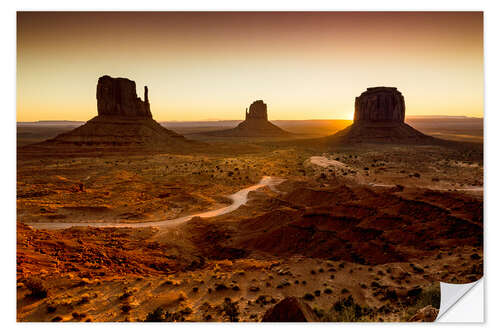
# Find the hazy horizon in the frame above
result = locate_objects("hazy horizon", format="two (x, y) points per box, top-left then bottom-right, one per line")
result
(16, 114), (484, 124)
(17, 12), (483, 122)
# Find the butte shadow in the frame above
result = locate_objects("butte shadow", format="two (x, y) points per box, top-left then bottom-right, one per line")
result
(201, 100), (293, 138)
(26, 75), (202, 152)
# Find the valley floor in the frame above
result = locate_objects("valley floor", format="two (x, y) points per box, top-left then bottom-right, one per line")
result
(17, 140), (483, 322)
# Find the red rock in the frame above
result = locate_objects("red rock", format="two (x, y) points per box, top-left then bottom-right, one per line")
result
(354, 87), (405, 124)
(97, 75), (152, 118)
(408, 305), (439, 322)
(330, 87), (433, 144)
(245, 100), (268, 120)
(206, 100), (291, 137)
(32, 76), (195, 148)
(261, 296), (319, 322)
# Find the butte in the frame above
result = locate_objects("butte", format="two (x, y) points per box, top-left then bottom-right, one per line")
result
(329, 87), (433, 144)
(38, 75), (193, 148)
(204, 100), (291, 137)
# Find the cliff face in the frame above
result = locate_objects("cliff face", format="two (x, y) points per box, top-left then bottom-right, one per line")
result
(96, 75), (152, 118)
(245, 100), (268, 121)
(38, 75), (193, 148)
(354, 87), (405, 124)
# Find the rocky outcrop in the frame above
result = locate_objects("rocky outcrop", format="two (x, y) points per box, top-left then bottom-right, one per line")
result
(354, 87), (405, 123)
(204, 100), (291, 137)
(245, 100), (268, 121)
(261, 297), (319, 322)
(39, 75), (193, 149)
(329, 87), (432, 144)
(97, 75), (152, 118)
(408, 305), (439, 322)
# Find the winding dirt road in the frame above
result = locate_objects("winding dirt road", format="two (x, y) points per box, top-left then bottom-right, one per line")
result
(27, 176), (285, 230)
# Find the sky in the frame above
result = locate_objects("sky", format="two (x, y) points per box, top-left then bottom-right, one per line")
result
(16, 11), (483, 122)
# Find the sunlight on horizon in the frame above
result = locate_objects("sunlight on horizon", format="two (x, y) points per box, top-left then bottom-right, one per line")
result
(17, 12), (483, 122)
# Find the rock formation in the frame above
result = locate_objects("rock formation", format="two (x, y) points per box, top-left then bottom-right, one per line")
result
(354, 87), (405, 123)
(329, 87), (432, 144)
(204, 100), (291, 137)
(96, 75), (152, 118)
(261, 297), (319, 322)
(408, 305), (439, 322)
(245, 100), (268, 121)
(41, 75), (190, 148)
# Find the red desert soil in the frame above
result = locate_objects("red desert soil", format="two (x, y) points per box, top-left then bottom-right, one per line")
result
(17, 141), (483, 322)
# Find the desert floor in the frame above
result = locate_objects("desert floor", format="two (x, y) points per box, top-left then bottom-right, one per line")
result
(16, 120), (483, 322)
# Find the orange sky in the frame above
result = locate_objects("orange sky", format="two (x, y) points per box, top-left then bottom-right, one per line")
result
(16, 12), (483, 121)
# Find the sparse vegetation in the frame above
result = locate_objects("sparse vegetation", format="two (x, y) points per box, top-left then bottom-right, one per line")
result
(16, 119), (483, 322)
(303, 293), (315, 301)
(222, 298), (240, 322)
(324, 296), (374, 322)
(401, 283), (440, 321)
(24, 277), (48, 299)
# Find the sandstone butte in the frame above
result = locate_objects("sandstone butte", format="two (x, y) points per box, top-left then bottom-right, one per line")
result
(41, 75), (189, 147)
(204, 100), (291, 137)
(330, 87), (432, 144)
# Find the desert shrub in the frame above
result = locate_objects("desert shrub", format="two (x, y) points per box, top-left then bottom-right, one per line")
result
(144, 307), (187, 322)
(144, 307), (165, 322)
(277, 281), (291, 289)
(24, 277), (48, 299)
(77, 295), (90, 305)
(303, 293), (315, 301)
(325, 295), (373, 322)
(72, 312), (87, 320)
(408, 286), (423, 297)
(121, 304), (132, 313)
(119, 290), (133, 300)
(402, 283), (440, 321)
(180, 307), (193, 315)
(410, 263), (424, 273)
(313, 307), (327, 319)
(384, 289), (398, 301)
(215, 283), (228, 291)
(470, 253), (481, 260)
(222, 298), (239, 322)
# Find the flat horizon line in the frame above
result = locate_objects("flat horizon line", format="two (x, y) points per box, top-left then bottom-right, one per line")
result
(17, 115), (483, 123)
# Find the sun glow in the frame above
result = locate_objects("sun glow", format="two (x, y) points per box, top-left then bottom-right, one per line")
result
(17, 12), (483, 122)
